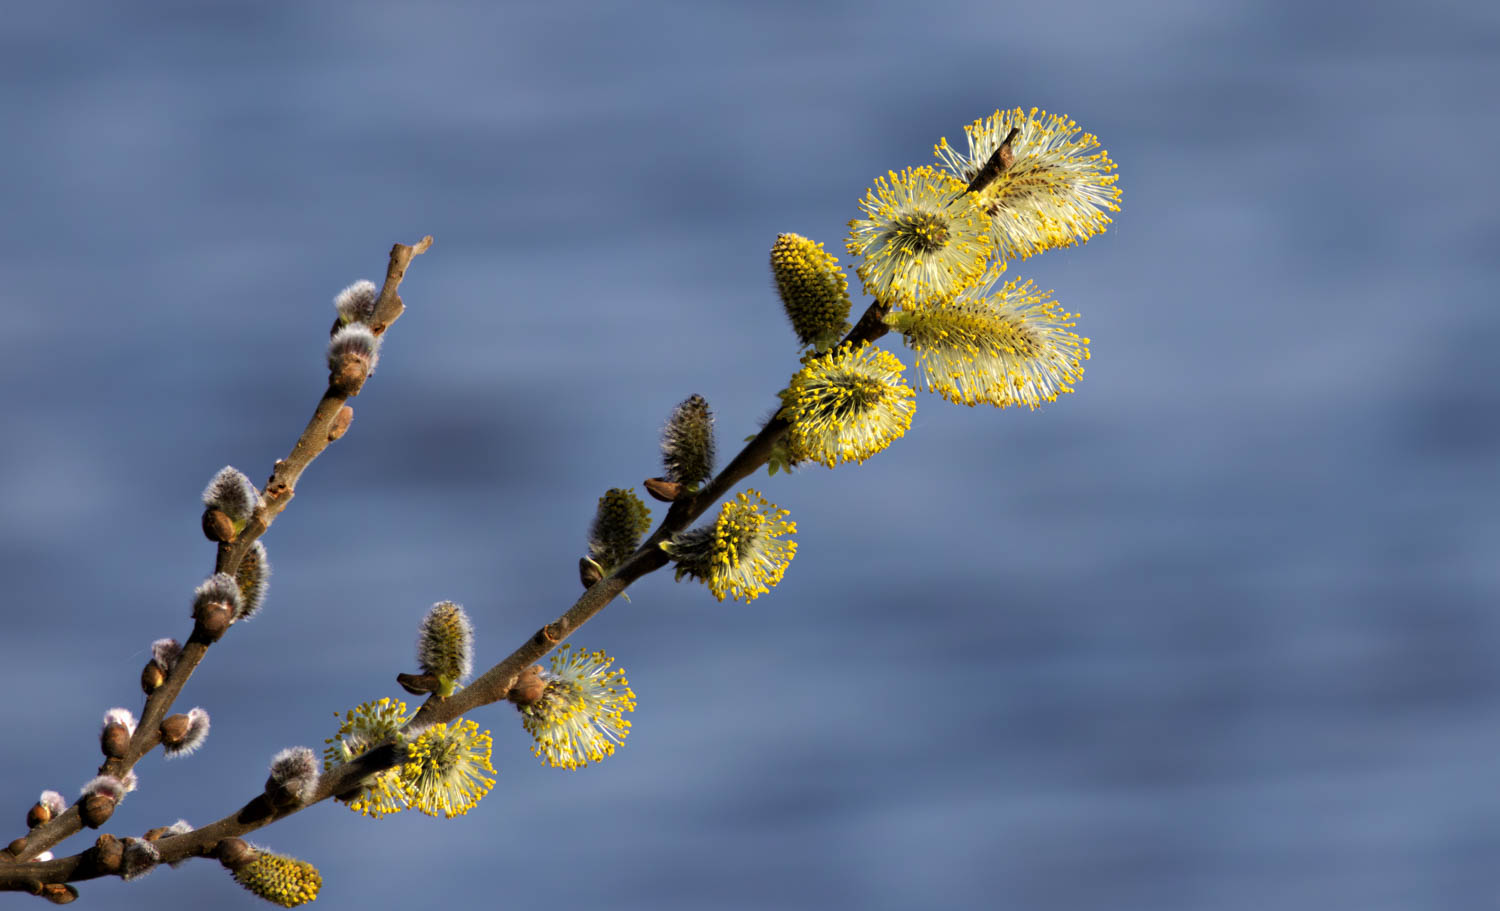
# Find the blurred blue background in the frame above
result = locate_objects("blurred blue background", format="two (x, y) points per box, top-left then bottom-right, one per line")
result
(2, 1), (1497, 908)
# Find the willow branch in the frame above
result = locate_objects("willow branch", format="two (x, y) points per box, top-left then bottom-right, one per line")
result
(1, 237), (432, 869)
(2, 274), (889, 892)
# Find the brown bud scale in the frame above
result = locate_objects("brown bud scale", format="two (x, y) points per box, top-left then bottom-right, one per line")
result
(100, 723), (130, 759)
(643, 477), (683, 502)
(160, 714), (192, 747)
(201, 508), (236, 543)
(140, 661), (166, 695)
(193, 603), (232, 642)
(215, 837), (253, 871)
(508, 664), (547, 706)
(80, 793), (114, 829)
(27, 803), (51, 828)
(396, 672), (438, 696)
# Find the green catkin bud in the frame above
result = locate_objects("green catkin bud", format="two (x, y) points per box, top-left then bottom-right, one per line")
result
(661, 394), (716, 488)
(235, 541), (270, 621)
(417, 601), (474, 697)
(770, 233), (853, 351)
(587, 488), (651, 573)
(232, 849), (322, 908)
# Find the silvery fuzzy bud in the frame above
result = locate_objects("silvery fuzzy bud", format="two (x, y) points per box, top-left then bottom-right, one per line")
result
(79, 775), (132, 828)
(266, 747), (320, 808)
(327, 404), (354, 441)
(120, 837), (160, 881)
(192, 573), (242, 641)
(152, 638), (182, 668)
(234, 541), (270, 621)
(660, 394), (716, 489)
(587, 488), (651, 573)
(333, 279), (378, 327)
(201, 466), (259, 524)
(327, 324), (380, 395)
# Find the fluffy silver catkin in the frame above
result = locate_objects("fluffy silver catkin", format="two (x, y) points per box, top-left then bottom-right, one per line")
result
(202, 466), (259, 521)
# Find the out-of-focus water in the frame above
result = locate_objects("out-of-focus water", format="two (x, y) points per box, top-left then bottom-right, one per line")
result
(2, 2), (1497, 909)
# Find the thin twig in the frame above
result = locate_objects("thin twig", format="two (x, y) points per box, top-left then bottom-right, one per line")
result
(0, 238), (431, 871)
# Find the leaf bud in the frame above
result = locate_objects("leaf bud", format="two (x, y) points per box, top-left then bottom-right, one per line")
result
(327, 404), (354, 441)
(416, 601), (473, 697)
(39, 883), (79, 905)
